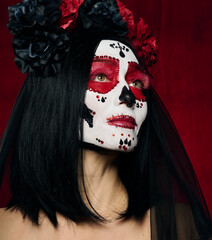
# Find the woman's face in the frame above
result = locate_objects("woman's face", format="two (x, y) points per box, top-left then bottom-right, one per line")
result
(83, 40), (150, 152)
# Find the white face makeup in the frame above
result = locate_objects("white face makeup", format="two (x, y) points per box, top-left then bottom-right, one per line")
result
(83, 40), (150, 152)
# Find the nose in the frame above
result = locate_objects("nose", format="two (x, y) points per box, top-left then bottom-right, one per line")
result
(119, 86), (136, 108)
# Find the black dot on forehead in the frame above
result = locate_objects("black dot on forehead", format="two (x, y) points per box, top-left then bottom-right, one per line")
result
(120, 51), (125, 58)
(109, 42), (130, 58)
(110, 43), (116, 48)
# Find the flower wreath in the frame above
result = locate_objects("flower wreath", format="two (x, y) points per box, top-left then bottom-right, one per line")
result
(7, 0), (158, 77)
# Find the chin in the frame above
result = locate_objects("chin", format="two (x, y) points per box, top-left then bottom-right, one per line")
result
(82, 141), (137, 153)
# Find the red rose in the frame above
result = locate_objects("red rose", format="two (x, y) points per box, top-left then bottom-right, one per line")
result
(130, 18), (158, 69)
(136, 18), (149, 41)
(58, 0), (84, 30)
(142, 37), (157, 54)
(116, 0), (135, 38)
(142, 36), (158, 66)
(131, 38), (143, 58)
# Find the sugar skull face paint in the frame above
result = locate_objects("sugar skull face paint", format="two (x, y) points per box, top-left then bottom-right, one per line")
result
(83, 40), (150, 152)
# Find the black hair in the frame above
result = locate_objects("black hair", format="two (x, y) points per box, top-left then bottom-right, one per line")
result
(1, 28), (211, 238)
(0, 0), (211, 236)
(2, 29), (152, 226)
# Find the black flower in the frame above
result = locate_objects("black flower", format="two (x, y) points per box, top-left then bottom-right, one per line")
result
(78, 0), (128, 36)
(7, 0), (61, 35)
(7, 0), (130, 77)
(88, 2), (116, 17)
(38, 0), (62, 24)
(8, 0), (43, 34)
(12, 30), (70, 77)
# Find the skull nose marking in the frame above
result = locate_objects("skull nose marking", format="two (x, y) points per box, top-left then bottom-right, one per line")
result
(119, 86), (136, 108)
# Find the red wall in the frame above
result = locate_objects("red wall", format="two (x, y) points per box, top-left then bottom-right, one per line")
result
(0, 0), (211, 214)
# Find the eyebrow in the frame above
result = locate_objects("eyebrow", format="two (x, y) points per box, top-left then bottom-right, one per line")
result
(93, 56), (119, 67)
(128, 62), (143, 72)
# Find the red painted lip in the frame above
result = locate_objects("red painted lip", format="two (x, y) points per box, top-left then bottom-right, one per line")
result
(107, 115), (137, 129)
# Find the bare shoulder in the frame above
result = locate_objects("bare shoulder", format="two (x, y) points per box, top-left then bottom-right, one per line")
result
(0, 208), (47, 240)
(0, 208), (151, 240)
(0, 208), (25, 240)
(0, 208), (75, 240)
(0, 207), (23, 228)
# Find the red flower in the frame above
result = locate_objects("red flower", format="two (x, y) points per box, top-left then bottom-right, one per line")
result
(137, 18), (149, 40)
(58, 0), (84, 30)
(116, 2), (158, 71)
(116, 0), (135, 38)
(131, 18), (158, 70)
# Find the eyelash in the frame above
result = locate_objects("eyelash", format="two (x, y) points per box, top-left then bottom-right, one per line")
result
(90, 73), (145, 90)
(90, 72), (111, 82)
(129, 79), (144, 89)
(95, 73), (108, 82)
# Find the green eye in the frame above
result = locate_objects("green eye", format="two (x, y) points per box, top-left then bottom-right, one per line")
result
(95, 74), (107, 82)
(129, 80), (144, 89)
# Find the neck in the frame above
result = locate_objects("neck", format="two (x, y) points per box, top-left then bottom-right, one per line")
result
(79, 148), (128, 221)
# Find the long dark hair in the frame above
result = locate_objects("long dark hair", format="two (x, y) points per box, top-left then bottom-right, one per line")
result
(0, 29), (211, 239)
(0, 29), (151, 226)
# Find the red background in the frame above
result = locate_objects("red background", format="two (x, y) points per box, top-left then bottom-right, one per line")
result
(0, 0), (212, 214)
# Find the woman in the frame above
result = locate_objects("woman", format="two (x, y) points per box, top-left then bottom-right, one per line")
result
(0, 0), (211, 239)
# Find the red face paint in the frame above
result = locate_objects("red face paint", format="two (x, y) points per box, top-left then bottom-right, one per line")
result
(88, 56), (119, 94)
(125, 62), (150, 101)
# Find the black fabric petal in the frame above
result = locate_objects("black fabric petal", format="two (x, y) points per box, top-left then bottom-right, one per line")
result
(7, 0), (61, 35)
(8, 0), (129, 77)
(12, 30), (70, 77)
(8, 0), (42, 35)
(78, 0), (128, 37)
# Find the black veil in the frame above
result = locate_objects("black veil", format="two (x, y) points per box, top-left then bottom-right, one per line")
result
(147, 87), (212, 239)
(0, 79), (211, 239)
